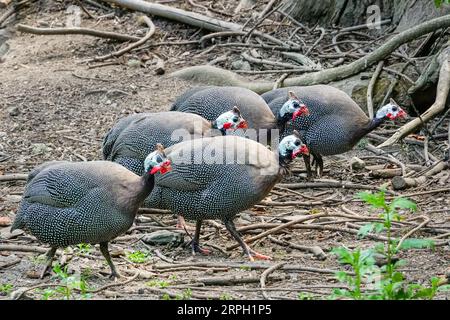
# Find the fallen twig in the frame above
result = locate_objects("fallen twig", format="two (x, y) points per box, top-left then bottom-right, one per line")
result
(0, 173), (28, 182)
(85, 15), (155, 63)
(16, 24), (140, 42)
(260, 262), (285, 300)
(396, 216), (431, 250)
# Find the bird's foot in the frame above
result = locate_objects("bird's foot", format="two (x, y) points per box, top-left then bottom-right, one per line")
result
(191, 241), (212, 255)
(247, 249), (272, 261)
(108, 270), (122, 280)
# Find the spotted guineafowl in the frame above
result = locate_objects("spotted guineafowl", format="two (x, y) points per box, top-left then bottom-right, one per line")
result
(171, 86), (309, 142)
(103, 110), (247, 176)
(103, 110), (246, 228)
(146, 133), (309, 260)
(11, 145), (171, 278)
(262, 85), (407, 177)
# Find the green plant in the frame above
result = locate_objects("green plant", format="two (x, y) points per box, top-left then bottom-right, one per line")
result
(219, 293), (233, 300)
(162, 293), (172, 300)
(127, 250), (149, 263)
(146, 279), (170, 288)
(331, 191), (449, 300)
(76, 243), (92, 254)
(36, 263), (91, 300)
(435, 0), (450, 8)
(0, 283), (13, 296)
(297, 292), (314, 300)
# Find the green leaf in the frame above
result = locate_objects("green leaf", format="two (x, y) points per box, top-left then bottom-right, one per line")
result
(390, 197), (417, 212)
(398, 239), (435, 250)
(357, 223), (375, 238)
(358, 191), (386, 208)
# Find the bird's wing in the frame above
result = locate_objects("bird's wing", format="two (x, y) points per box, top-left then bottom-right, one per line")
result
(23, 163), (102, 208)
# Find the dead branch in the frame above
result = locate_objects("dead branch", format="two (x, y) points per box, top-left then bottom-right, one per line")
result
(379, 53), (450, 148)
(0, 244), (49, 254)
(268, 236), (327, 260)
(396, 216), (431, 250)
(85, 15), (155, 63)
(227, 213), (327, 250)
(170, 14), (450, 93)
(367, 61), (384, 119)
(391, 161), (449, 190)
(16, 24), (141, 42)
(197, 274), (285, 286)
(154, 261), (344, 275)
(278, 179), (395, 193)
(0, 173), (28, 181)
(260, 262), (285, 300)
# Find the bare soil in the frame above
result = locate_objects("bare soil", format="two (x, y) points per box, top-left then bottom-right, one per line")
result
(0, 4), (449, 300)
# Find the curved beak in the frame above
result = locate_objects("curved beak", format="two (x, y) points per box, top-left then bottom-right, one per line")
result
(237, 119), (248, 129)
(292, 145), (309, 159)
(292, 105), (310, 121)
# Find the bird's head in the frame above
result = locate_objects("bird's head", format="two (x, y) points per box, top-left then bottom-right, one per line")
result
(279, 91), (310, 122)
(144, 143), (172, 175)
(278, 130), (309, 161)
(376, 98), (407, 121)
(212, 106), (248, 134)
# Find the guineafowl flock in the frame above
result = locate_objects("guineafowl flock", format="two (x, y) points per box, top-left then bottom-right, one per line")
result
(12, 85), (407, 279)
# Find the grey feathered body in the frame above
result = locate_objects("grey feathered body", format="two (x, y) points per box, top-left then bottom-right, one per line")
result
(171, 86), (278, 140)
(12, 161), (147, 247)
(262, 85), (372, 156)
(146, 136), (281, 221)
(103, 112), (212, 176)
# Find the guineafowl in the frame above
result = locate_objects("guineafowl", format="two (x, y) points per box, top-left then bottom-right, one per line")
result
(146, 133), (309, 260)
(103, 110), (247, 176)
(11, 145), (171, 279)
(103, 109), (247, 229)
(171, 86), (309, 142)
(262, 86), (407, 178)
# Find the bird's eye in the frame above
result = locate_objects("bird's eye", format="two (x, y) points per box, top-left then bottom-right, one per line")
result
(292, 102), (300, 108)
(232, 116), (239, 122)
(294, 140), (301, 146)
(392, 107), (398, 112)
(156, 155), (163, 163)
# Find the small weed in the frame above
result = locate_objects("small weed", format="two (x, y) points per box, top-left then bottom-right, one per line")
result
(127, 250), (149, 263)
(297, 292), (314, 300)
(0, 283), (13, 296)
(331, 190), (450, 300)
(219, 293), (233, 300)
(76, 243), (92, 254)
(146, 279), (170, 288)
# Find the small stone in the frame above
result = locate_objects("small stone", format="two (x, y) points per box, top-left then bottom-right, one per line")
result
(231, 59), (251, 71)
(350, 157), (365, 170)
(32, 143), (51, 155)
(141, 230), (184, 246)
(8, 106), (19, 116)
(127, 59), (141, 68)
(0, 216), (11, 226)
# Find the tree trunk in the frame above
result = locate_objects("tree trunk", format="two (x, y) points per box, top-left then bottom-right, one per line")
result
(281, 0), (450, 30)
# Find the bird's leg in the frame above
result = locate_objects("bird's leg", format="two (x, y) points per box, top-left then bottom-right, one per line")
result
(302, 154), (313, 180)
(224, 220), (271, 261)
(314, 154), (324, 178)
(39, 247), (57, 279)
(176, 215), (187, 229)
(190, 220), (211, 255)
(99, 242), (120, 279)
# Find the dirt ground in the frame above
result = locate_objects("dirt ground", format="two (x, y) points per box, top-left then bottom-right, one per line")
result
(0, 5), (449, 300)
